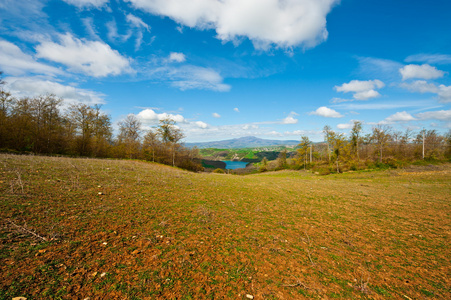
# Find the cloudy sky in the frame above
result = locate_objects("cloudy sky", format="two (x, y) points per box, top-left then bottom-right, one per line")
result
(0, 0), (450, 142)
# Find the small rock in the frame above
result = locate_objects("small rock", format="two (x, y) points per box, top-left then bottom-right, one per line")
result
(38, 249), (47, 254)
(100, 272), (107, 277)
(246, 294), (254, 299)
(102, 242), (107, 246)
(12, 297), (27, 300)
(92, 272), (97, 277)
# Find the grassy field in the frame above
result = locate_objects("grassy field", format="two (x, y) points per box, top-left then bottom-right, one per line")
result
(1, 154), (450, 299)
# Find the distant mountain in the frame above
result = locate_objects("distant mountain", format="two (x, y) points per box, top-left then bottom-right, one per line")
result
(185, 136), (299, 149)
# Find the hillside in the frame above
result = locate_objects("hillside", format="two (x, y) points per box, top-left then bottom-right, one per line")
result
(186, 136), (299, 149)
(1, 154), (450, 299)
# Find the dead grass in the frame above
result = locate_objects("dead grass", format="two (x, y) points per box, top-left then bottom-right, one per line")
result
(1, 154), (450, 299)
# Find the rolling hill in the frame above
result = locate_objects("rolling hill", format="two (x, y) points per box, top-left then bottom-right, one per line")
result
(185, 136), (299, 149)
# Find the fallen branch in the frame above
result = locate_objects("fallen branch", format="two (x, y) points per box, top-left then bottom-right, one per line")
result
(284, 276), (311, 290)
(6, 219), (48, 242)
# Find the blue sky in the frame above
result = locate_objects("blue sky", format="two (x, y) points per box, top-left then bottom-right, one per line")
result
(0, 0), (450, 142)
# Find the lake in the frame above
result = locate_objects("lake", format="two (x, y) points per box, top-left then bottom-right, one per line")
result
(222, 160), (249, 170)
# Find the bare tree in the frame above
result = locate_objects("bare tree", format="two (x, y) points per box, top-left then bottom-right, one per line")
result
(157, 118), (185, 166)
(371, 125), (392, 163)
(143, 129), (159, 162)
(117, 114), (142, 159)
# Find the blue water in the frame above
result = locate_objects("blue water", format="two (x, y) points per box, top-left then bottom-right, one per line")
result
(222, 160), (249, 170)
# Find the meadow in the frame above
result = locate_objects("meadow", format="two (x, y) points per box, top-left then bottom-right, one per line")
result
(1, 154), (450, 299)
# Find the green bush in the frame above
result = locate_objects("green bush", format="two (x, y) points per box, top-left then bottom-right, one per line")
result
(213, 168), (225, 174)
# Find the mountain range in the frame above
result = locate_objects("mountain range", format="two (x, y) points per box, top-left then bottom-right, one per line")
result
(185, 136), (299, 149)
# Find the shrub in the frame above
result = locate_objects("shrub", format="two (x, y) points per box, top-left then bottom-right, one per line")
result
(213, 168), (225, 174)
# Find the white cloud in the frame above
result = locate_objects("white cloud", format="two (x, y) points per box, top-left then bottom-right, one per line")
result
(0, 40), (63, 76)
(126, 13), (151, 50)
(163, 65), (230, 92)
(82, 17), (101, 40)
(335, 79), (384, 100)
(126, 0), (339, 50)
(137, 108), (185, 124)
(281, 111), (298, 124)
(357, 57), (403, 78)
(330, 97), (352, 103)
(212, 112), (221, 118)
(415, 110), (451, 121)
(169, 52), (186, 63)
(399, 64), (445, 81)
(62, 0), (109, 9)
(400, 80), (451, 103)
(400, 80), (439, 94)
(36, 33), (133, 77)
(332, 100), (432, 111)
(438, 85), (451, 103)
(234, 107), (239, 112)
(126, 13), (150, 31)
(242, 124), (258, 130)
(5, 77), (105, 105)
(195, 121), (208, 129)
(106, 20), (132, 43)
(353, 90), (381, 101)
(309, 106), (343, 118)
(405, 54), (451, 65)
(384, 111), (416, 123)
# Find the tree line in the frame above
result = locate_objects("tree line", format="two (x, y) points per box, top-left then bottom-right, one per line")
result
(264, 121), (451, 174)
(0, 75), (202, 171)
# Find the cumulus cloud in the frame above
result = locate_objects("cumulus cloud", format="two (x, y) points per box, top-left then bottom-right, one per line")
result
(400, 80), (451, 103)
(415, 110), (451, 121)
(0, 40), (63, 76)
(334, 79), (385, 100)
(212, 112), (221, 118)
(169, 52), (186, 63)
(309, 106), (343, 118)
(405, 54), (451, 65)
(62, 0), (109, 9)
(137, 108), (185, 124)
(384, 111), (416, 123)
(399, 64), (445, 81)
(281, 111), (298, 124)
(195, 121), (208, 129)
(5, 77), (105, 105)
(35, 33), (132, 77)
(126, 0), (339, 50)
